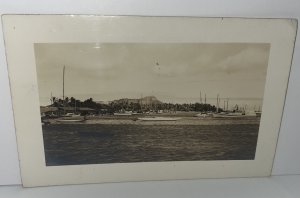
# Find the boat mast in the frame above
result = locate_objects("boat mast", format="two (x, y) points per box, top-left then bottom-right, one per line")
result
(63, 65), (65, 101)
(50, 92), (53, 105)
(63, 65), (66, 115)
(200, 91), (202, 103)
(216, 94), (219, 113)
(140, 94), (143, 112)
(226, 98), (229, 111)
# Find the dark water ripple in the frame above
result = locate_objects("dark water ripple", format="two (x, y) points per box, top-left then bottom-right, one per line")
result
(42, 124), (259, 166)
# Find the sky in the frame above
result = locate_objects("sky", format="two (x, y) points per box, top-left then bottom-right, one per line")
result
(34, 43), (270, 108)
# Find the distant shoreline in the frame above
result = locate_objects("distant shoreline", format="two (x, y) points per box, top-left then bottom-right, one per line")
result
(43, 115), (261, 126)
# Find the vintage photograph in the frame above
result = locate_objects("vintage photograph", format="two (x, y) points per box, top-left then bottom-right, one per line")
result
(3, 15), (295, 186)
(35, 43), (270, 166)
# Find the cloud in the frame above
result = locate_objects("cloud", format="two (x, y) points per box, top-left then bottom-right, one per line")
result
(215, 44), (270, 75)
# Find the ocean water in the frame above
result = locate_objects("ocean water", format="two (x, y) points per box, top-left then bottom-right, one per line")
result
(42, 118), (259, 166)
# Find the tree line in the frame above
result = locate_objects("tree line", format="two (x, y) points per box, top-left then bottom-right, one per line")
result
(50, 96), (222, 113)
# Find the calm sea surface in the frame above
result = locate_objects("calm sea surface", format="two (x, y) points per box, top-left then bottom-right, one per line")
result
(42, 117), (259, 166)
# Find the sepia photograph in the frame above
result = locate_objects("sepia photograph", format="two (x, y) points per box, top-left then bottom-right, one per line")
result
(35, 43), (270, 166)
(3, 15), (296, 186)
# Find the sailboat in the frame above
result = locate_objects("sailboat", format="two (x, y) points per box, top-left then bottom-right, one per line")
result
(195, 91), (210, 118)
(56, 66), (86, 123)
(212, 94), (223, 118)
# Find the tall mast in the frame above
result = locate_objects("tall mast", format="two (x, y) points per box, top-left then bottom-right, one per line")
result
(50, 92), (53, 105)
(140, 94), (143, 111)
(200, 91), (202, 103)
(217, 94), (219, 112)
(204, 94), (206, 104)
(62, 65), (66, 115)
(226, 98), (229, 111)
(63, 65), (65, 101)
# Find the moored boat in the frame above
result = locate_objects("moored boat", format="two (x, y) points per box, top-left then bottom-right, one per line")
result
(114, 111), (133, 116)
(56, 118), (86, 123)
(195, 113), (208, 118)
(138, 117), (181, 121)
(56, 115), (87, 123)
(226, 112), (244, 116)
(64, 113), (81, 117)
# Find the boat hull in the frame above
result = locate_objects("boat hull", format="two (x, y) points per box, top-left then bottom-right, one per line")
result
(56, 119), (85, 123)
(138, 117), (181, 121)
(114, 113), (133, 116)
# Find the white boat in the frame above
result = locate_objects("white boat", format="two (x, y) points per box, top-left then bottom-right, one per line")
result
(138, 117), (181, 121)
(212, 113), (225, 118)
(56, 119), (85, 123)
(56, 115), (87, 123)
(195, 113), (208, 118)
(114, 112), (133, 116)
(132, 112), (142, 115)
(64, 113), (81, 117)
(226, 112), (244, 116)
(245, 110), (257, 116)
